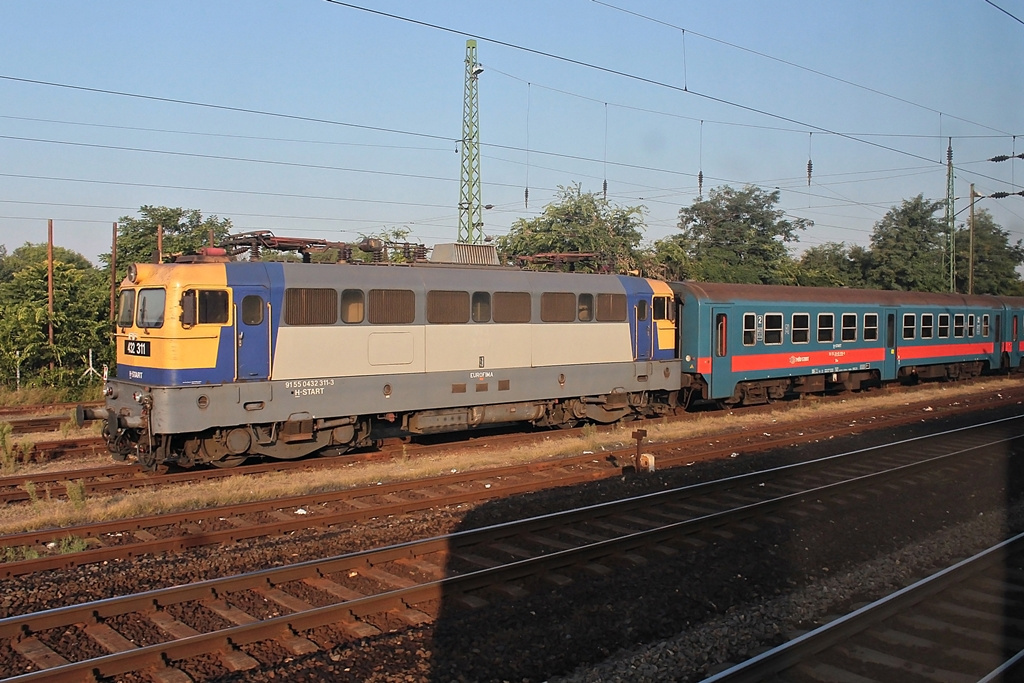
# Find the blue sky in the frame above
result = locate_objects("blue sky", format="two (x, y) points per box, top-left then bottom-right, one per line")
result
(1, 0), (1022, 265)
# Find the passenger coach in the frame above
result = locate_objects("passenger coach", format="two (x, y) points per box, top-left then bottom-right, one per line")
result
(673, 282), (1007, 406)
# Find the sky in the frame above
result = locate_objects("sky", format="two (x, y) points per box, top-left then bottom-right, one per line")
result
(1, 1), (1022, 266)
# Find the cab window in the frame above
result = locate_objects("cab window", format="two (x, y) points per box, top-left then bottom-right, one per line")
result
(199, 290), (229, 324)
(136, 288), (166, 329)
(116, 290), (136, 328)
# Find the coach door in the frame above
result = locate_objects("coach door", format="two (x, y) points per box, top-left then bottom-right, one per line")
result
(883, 308), (898, 380)
(710, 308), (732, 399)
(234, 285), (271, 381)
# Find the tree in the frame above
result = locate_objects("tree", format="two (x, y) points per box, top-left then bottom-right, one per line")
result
(955, 208), (1024, 295)
(797, 242), (870, 288)
(495, 184), (648, 273)
(675, 185), (808, 284)
(103, 206), (232, 280)
(865, 195), (946, 292)
(0, 245), (110, 388)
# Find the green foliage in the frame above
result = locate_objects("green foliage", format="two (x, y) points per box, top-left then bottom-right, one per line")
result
(0, 422), (13, 472)
(955, 209), (1024, 295)
(23, 480), (37, 503)
(495, 184), (648, 274)
(65, 479), (87, 510)
(57, 535), (88, 554)
(0, 251), (111, 389)
(864, 195), (947, 292)
(675, 185), (808, 284)
(796, 242), (870, 288)
(2, 545), (40, 563)
(103, 206), (232, 280)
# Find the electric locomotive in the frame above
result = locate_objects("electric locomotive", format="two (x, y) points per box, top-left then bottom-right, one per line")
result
(89, 243), (680, 470)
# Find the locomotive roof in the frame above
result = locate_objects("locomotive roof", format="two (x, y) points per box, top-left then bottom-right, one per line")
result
(674, 281), (1005, 308)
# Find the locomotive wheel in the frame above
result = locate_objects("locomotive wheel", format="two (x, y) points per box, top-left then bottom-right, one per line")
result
(136, 448), (158, 472)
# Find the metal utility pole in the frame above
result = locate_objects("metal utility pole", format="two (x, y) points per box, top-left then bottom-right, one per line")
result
(969, 183), (976, 295)
(47, 219), (54, 371)
(458, 39), (484, 244)
(944, 139), (955, 292)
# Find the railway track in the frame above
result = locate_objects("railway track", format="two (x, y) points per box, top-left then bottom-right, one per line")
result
(2, 415), (1021, 681)
(0, 391), (1015, 577)
(1, 383), (1015, 505)
(706, 531), (1024, 682)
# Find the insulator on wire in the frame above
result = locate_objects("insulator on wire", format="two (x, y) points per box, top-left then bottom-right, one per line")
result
(698, 170), (703, 198)
(603, 179), (608, 200)
(807, 159), (813, 186)
(524, 187), (529, 209)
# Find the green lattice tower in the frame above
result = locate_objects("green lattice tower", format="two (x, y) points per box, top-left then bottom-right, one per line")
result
(945, 139), (956, 292)
(458, 40), (483, 244)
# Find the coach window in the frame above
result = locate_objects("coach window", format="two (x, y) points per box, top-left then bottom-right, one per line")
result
(136, 288), (166, 329)
(983, 314), (991, 337)
(472, 291), (491, 323)
(241, 295), (264, 325)
(369, 289), (415, 324)
(792, 313), (810, 344)
(285, 287), (338, 326)
(341, 289), (364, 324)
(902, 313), (916, 340)
(841, 313), (857, 342)
(596, 293), (627, 321)
(967, 314), (976, 337)
(427, 290), (470, 324)
(764, 314), (783, 345)
(742, 313), (756, 346)
(939, 313), (950, 338)
(863, 313), (879, 342)
(578, 294), (593, 322)
(954, 313), (965, 338)
(494, 291), (532, 323)
(921, 313), (934, 339)
(116, 290), (136, 328)
(715, 313), (728, 357)
(817, 313), (834, 343)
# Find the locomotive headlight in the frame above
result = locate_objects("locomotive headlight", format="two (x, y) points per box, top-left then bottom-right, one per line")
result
(132, 391), (146, 404)
(103, 384), (118, 399)
(127, 264), (138, 283)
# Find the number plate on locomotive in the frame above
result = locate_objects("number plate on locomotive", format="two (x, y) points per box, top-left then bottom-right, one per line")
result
(124, 339), (151, 357)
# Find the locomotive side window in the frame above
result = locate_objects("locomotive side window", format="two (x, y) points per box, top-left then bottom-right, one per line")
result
(285, 287), (338, 326)
(116, 290), (136, 328)
(764, 313), (783, 345)
(636, 300), (649, 322)
(427, 290), (470, 324)
(841, 313), (857, 342)
(967, 314), (975, 337)
(792, 313), (810, 343)
(954, 314), (965, 338)
(493, 291), (531, 323)
(817, 313), (834, 343)
(742, 313), (756, 346)
(938, 314), (950, 338)
(983, 314), (990, 337)
(577, 294), (593, 322)
(541, 292), (576, 322)
(136, 288), (166, 329)
(863, 313), (879, 341)
(341, 289), (364, 324)
(241, 295), (264, 325)
(902, 313), (916, 340)
(198, 290), (229, 324)
(652, 296), (673, 321)
(471, 291), (491, 322)
(921, 313), (934, 339)
(369, 289), (415, 324)
(595, 293), (627, 321)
